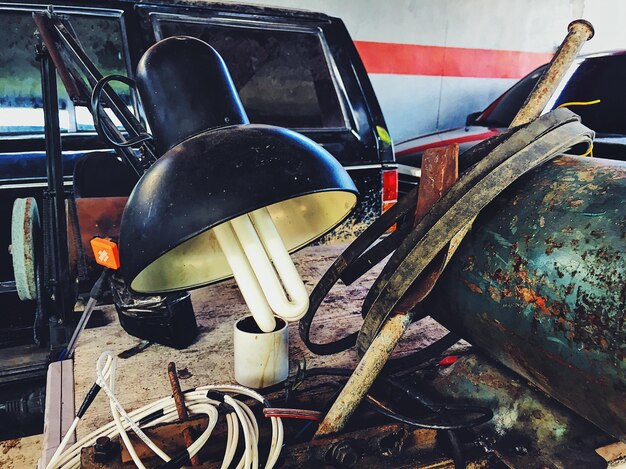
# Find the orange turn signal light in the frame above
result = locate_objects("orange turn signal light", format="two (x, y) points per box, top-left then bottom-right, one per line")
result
(90, 237), (120, 270)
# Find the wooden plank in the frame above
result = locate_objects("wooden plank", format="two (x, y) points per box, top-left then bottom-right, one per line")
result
(60, 360), (76, 447)
(41, 361), (61, 468)
(40, 359), (76, 469)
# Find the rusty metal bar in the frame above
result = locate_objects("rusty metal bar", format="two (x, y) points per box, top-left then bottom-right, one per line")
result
(315, 310), (415, 437)
(167, 362), (200, 466)
(315, 19), (596, 438)
(315, 145), (459, 437)
(509, 19), (594, 128)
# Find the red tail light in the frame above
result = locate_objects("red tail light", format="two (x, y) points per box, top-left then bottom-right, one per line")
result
(382, 168), (398, 213)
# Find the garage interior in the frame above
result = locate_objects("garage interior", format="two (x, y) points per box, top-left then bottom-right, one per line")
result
(0, 0), (624, 468)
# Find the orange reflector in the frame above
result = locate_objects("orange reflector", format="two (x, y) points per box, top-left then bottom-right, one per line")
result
(90, 237), (120, 270)
(438, 355), (459, 366)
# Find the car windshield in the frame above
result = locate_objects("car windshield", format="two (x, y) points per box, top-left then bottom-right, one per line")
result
(476, 54), (626, 136)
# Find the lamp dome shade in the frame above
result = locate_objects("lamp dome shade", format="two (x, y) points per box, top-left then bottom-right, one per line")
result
(119, 35), (359, 293)
(119, 123), (358, 294)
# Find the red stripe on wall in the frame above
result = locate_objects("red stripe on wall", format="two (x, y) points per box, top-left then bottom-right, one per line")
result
(354, 41), (552, 79)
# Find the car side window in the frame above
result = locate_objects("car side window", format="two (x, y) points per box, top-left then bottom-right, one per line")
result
(552, 56), (626, 136)
(152, 16), (346, 130)
(0, 8), (132, 136)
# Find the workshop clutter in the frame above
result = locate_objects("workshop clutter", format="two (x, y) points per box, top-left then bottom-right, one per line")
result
(18, 9), (626, 468)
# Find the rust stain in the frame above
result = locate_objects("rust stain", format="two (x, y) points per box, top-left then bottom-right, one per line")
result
(569, 199), (584, 208)
(464, 280), (484, 294)
(516, 287), (550, 315)
(544, 236), (564, 255)
(488, 285), (502, 303)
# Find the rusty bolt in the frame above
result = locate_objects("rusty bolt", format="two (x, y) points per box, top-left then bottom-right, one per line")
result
(93, 436), (115, 463)
(326, 441), (359, 468)
(377, 430), (407, 457)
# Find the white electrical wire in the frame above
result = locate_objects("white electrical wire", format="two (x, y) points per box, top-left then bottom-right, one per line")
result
(45, 352), (283, 469)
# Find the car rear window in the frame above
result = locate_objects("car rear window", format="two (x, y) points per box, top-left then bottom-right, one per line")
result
(476, 66), (545, 128)
(152, 16), (346, 130)
(0, 8), (132, 135)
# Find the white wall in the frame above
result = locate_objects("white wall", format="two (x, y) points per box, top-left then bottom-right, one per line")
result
(219, 0), (626, 142)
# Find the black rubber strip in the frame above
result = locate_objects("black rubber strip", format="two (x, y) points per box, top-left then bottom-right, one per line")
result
(206, 390), (226, 402)
(298, 108), (592, 359)
(360, 110), (581, 320)
(339, 222), (412, 286)
(137, 408), (165, 427)
(298, 119), (536, 355)
(158, 450), (191, 469)
(357, 110), (593, 353)
(298, 188), (418, 355)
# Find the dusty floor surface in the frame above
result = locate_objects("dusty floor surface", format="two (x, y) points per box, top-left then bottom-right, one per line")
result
(0, 434), (42, 468)
(71, 243), (452, 438)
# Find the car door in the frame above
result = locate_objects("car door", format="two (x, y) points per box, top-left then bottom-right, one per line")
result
(0, 3), (137, 348)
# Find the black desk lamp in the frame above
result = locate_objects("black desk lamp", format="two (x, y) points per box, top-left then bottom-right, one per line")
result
(119, 36), (358, 332)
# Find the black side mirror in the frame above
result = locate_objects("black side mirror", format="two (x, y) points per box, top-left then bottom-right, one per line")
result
(466, 111), (482, 126)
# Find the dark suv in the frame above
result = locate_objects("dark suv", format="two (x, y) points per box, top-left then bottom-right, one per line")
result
(0, 0), (395, 439)
(395, 51), (626, 195)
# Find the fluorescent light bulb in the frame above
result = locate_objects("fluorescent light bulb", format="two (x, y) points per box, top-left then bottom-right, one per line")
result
(213, 208), (309, 332)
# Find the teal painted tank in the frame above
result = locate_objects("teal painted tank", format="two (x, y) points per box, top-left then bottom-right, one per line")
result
(428, 155), (626, 440)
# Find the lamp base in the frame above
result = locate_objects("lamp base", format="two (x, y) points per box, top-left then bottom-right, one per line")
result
(233, 315), (289, 389)
(110, 274), (198, 349)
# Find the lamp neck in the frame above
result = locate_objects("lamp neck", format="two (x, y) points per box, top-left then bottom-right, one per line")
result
(136, 36), (249, 156)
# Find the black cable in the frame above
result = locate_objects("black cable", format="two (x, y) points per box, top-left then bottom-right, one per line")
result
(447, 430), (465, 469)
(91, 75), (152, 149)
(297, 367), (492, 431)
(298, 187), (419, 355)
(290, 366), (490, 468)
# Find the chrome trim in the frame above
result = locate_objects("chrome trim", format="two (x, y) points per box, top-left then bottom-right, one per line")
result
(0, 4), (124, 16)
(345, 164), (381, 171)
(344, 163), (397, 171)
(0, 180), (72, 190)
(397, 164), (422, 178)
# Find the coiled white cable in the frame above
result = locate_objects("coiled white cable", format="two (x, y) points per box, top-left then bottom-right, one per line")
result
(45, 352), (283, 469)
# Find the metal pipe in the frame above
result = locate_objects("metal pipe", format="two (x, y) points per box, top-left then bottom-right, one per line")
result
(509, 20), (594, 128)
(429, 155), (626, 441)
(40, 45), (72, 332)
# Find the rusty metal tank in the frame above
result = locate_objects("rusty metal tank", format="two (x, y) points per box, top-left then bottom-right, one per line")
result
(428, 155), (626, 440)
